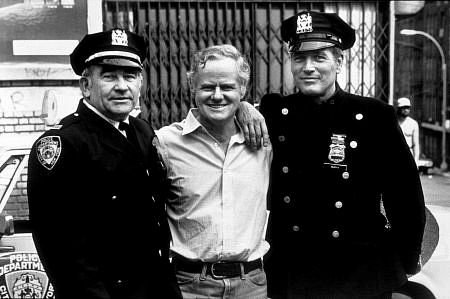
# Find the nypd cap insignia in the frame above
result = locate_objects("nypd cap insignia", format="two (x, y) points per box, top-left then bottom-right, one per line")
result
(70, 28), (146, 75)
(281, 10), (356, 53)
(36, 136), (62, 170)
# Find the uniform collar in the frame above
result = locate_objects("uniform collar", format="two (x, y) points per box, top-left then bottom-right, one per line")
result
(83, 99), (129, 130)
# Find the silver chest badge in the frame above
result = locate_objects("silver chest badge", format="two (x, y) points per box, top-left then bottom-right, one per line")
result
(328, 134), (346, 164)
(111, 29), (128, 46)
(296, 13), (313, 34)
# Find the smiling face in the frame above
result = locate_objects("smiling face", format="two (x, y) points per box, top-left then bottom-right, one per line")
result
(192, 57), (244, 128)
(80, 65), (142, 121)
(290, 47), (342, 101)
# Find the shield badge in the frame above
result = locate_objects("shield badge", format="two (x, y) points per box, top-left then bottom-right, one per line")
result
(328, 134), (346, 164)
(5, 271), (48, 298)
(111, 29), (128, 46)
(36, 136), (62, 170)
(296, 12), (313, 34)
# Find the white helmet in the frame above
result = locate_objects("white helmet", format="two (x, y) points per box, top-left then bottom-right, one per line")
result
(397, 97), (411, 108)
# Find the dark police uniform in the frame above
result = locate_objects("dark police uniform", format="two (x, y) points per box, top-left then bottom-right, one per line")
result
(27, 29), (181, 299)
(261, 11), (426, 298)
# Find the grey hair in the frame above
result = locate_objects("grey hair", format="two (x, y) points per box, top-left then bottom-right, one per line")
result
(187, 44), (250, 90)
(81, 67), (92, 79)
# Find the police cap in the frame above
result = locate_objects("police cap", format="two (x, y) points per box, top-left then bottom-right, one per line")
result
(281, 11), (356, 53)
(70, 28), (146, 76)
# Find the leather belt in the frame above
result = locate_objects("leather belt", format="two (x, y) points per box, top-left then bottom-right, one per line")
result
(173, 257), (262, 279)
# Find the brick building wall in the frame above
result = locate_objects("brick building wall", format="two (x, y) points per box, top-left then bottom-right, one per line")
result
(0, 111), (46, 133)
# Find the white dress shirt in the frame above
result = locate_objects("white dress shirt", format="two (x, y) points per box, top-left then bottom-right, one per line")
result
(155, 108), (272, 262)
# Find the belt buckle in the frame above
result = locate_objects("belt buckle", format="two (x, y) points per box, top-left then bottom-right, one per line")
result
(210, 261), (227, 279)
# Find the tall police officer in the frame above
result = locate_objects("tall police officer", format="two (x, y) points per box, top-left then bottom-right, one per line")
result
(27, 29), (181, 299)
(260, 11), (426, 298)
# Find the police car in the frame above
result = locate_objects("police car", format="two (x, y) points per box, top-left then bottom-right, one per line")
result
(392, 205), (450, 299)
(0, 135), (54, 298)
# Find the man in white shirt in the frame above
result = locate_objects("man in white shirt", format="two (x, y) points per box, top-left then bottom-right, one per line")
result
(397, 97), (420, 165)
(154, 44), (272, 299)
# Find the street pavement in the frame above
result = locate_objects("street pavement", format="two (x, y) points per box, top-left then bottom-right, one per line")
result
(420, 171), (450, 207)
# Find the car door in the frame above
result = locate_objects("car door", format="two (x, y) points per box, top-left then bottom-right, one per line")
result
(0, 146), (54, 298)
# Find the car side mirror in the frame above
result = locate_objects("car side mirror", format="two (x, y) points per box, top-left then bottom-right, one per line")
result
(0, 215), (14, 236)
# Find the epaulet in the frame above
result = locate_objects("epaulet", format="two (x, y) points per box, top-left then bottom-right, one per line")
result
(58, 112), (81, 128)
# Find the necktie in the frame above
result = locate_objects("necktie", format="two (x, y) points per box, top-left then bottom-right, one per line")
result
(119, 121), (140, 150)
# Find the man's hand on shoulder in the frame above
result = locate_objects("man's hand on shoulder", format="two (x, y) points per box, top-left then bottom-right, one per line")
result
(236, 101), (270, 150)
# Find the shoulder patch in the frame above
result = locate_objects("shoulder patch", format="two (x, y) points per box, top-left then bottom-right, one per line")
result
(36, 136), (62, 170)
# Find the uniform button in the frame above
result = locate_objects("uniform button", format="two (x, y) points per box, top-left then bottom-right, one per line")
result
(112, 195), (118, 200)
(282, 166), (289, 173)
(292, 225), (300, 232)
(278, 135), (286, 142)
(281, 108), (289, 115)
(350, 141), (358, 148)
(355, 113), (363, 120)
(332, 230), (340, 238)
(335, 201), (343, 209)
(74, 113), (79, 117)
(283, 196), (291, 203)
(342, 172), (349, 179)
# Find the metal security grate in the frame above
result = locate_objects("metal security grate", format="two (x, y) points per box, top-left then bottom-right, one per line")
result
(104, 1), (389, 129)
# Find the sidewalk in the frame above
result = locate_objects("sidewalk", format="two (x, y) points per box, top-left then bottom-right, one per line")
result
(420, 170), (450, 207)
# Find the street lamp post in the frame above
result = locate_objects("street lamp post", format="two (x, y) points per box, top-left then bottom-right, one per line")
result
(400, 29), (448, 171)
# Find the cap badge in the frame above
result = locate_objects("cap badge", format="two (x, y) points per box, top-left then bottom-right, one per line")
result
(328, 134), (346, 164)
(111, 29), (128, 46)
(296, 13), (313, 34)
(36, 136), (62, 170)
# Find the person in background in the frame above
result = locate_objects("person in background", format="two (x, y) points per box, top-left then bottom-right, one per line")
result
(27, 29), (181, 299)
(257, 11), (425, 299)
(154, 44), (272, 299)
(397, 97), (420, 166)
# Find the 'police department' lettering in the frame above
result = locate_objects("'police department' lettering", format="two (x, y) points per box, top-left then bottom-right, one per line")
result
(0, 252), (54, 298)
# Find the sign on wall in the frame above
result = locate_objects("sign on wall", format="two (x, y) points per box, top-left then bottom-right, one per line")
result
(0, 0), (87, 64)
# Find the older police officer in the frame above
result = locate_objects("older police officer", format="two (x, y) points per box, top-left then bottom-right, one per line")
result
(27, 29), (181, 299)
(260, 11), (426, 298)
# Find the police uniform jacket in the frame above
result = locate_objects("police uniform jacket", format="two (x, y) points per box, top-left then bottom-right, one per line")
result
(260, 85), (426, 297)
(28, 100), (181, 299)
